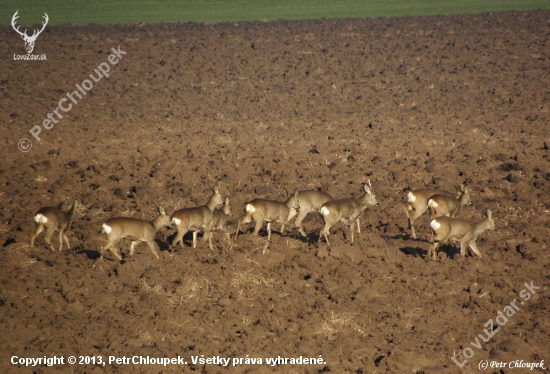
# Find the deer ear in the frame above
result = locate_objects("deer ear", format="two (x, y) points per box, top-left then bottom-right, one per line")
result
(294, 189), (299, 197)
(486, 209), (492, 219)
(158, 206), (165, 215)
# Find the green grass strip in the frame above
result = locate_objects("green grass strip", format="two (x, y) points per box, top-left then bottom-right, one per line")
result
(2, 0), (550, 26)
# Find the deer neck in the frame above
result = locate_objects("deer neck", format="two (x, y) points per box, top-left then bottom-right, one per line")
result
(473, 218), (490, 237)
(357, 191), (371, 209)
(205, 194), (219, 211)
(67, 202), (78, 229)
(151, 215), (164, 232)
(458, 191), (469, 207)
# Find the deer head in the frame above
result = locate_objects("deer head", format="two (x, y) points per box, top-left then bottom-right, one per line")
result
(12, 11), (49, 54)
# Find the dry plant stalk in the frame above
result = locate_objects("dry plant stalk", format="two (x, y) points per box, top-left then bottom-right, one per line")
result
(140, 276), (207, 307)
(314, 311), (367, 337)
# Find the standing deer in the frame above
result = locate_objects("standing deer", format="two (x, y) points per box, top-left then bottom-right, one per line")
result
(31, 199), (79, 252)
(235, 190), (300, 241)
(293, 190), (333, 237)
(100, 206), (171, 261)
(11, 11), (49, 54)
(171, 184), (223, 251)
(428, 209), (495, 260)
(318, 181), (378, 246)
(403, 187), (457, 239)
(428, 184), (471, 220)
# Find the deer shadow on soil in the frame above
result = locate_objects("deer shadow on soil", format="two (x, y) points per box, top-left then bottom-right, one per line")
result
(398, 243), (458, 260)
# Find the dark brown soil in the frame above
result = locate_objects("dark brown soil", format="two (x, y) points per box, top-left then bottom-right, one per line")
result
(1, 10), (549, 373)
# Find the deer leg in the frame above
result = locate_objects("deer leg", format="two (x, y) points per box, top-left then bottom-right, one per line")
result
(205, 229), (213, 250)
(350, 220), (355, 244)
(147, 240), (159, 259)
(252, 220), (263, 236)
(129, 241), (139, 256)
(324, 228), (331, 246)
(62, 231), (71, 251)
(294, 209), (309, 237)
(460, 240), (469, 257)
(192, 231), (198, 248)
(58, 230), (65, 251)
(101, 238), (121, 261)
(468, 241), (483, 258)
(235, 221), (242, 240)
(403, 204), (414, 236)
(266, 222), (272, 241)
(428, 242), (439, 260)
(44, 225), (56, 252)
(110, 247), (122, 261)
(31, 224), (44, 247)
(224, 228), (232, 241)
(172, 228), (187, 250)
(319, 222), (331, 246)
(405, 204), (425, 239)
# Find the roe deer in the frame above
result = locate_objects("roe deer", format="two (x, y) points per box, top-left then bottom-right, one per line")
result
(428, 184), (471, 220)
(171, 184), (223, 251)
(31, 199), (79, 252)
(428, 209), (495, 260)
(100, 206), (171, 261)
(318, 181), (378, 246)
(294, 190), (333, 237)
(209, 197), (231, 241)
(235, 190), (299, 241)
(403, 187), (457, 239)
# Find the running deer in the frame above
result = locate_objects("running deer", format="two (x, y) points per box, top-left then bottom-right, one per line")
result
(318, 181), (378, 246)
(403, 187), (457, 239)
(171, 184), (223, 251)
(235, 190), (300, 241)
(294, 190), (333, 237)
(428, 184), (471, 220)
(209, 197), (231, 241)
(100, 206), (171, 261)
(31, 199), (79, 252)
(428, 209), (495, 260)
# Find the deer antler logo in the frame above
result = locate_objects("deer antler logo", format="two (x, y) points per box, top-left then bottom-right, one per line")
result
(12, 11), (49, 54)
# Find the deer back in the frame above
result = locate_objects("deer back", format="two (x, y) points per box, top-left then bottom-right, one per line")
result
(297, 190), (332, 211)
(172, 206), (213, 229)
(431, 216), (476, 241)
(103, 217), (156, 241)
(247, 199), (289, 223)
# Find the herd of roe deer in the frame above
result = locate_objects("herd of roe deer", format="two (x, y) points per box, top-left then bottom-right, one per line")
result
(30, 180), (495, 261)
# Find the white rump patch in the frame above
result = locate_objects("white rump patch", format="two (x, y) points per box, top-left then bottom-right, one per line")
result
(428, 199), (438, 208)
(246, 204), (256, 213)
(320, 206), (330, 216)
(408, 192), (416, 203)
(172, 218), (181, 225)
(34, 214), (48, 224)
(430, 220), (441, 230)
(102, 223), (112, 234)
